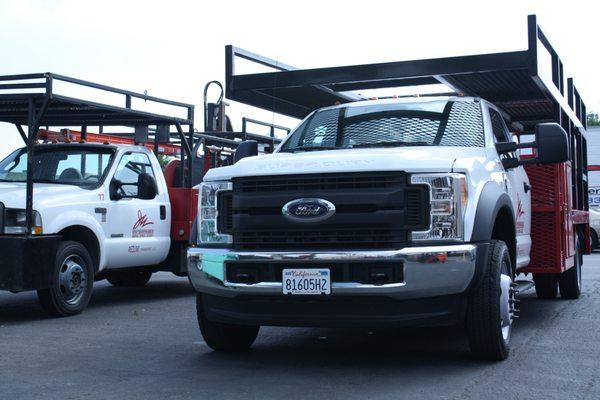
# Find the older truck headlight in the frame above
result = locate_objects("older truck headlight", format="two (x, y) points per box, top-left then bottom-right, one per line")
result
(411, 173), (467, 241)
(3, 209), (43, 235)
(199, 181), (232, 245)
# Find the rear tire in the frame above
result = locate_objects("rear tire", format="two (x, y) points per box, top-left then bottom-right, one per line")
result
(106, 270), (152, 287)
(466, 240), (515, 361)
(591, 229), (598, 251)
(558, 236), (582, 299)
(196, 294), (259, 351)
(533, 274), (558, 299)
(37, 241), (94, 317)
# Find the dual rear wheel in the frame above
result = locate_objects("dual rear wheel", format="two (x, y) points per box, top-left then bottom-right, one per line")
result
(533, 235), (582, 300)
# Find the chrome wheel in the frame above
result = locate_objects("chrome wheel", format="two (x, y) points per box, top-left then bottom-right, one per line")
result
(499, 261), (517, 343)
(58, 256), (88, 305)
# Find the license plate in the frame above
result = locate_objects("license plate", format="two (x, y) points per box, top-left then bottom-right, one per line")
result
(282, 268), (331, 295)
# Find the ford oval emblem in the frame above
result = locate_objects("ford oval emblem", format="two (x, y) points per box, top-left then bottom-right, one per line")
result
(282, 198), (336, 223)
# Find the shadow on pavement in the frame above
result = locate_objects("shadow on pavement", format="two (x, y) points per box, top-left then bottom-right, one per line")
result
(195, 289), (561, 368)
(0, 276), (195, 323)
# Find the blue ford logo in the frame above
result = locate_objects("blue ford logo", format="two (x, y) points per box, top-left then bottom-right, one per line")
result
(282, 198), (336, 223)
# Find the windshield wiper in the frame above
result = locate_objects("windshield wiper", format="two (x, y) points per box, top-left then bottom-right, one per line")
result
(351, 141), (431, 148)
(280, 145), (340, 153)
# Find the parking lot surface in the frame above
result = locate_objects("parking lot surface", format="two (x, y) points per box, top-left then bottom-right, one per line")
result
(2, 254), (600, 400)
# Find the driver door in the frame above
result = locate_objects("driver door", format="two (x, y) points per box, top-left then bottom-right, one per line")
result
(488, 107), (532, 268)
(105, 152), (170, 268)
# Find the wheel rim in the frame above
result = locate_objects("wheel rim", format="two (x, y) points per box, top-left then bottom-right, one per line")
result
(499, 261), (515, 343)
(58, 255), (87, 305)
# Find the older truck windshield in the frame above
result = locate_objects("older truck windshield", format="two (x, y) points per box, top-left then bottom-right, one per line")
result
(0, 146), (114, 188)
(279, 99), (484, 152)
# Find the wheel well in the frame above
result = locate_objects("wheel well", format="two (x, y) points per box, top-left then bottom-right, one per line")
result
(58, 226), (100, 273)
(491, 207), (516, 273)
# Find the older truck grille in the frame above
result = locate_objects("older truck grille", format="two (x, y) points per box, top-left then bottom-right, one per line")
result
(218, 172), (429, 251)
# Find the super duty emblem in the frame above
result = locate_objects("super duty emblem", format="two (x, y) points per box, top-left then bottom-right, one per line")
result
(282, 198), (336, 223)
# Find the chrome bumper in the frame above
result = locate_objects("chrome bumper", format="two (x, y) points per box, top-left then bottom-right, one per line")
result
(187, 244), (479, 300)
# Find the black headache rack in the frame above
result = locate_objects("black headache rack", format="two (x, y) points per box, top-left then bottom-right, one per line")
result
(226, 15), (587, 131)
(225, 14), (589, 211)
(0, 73), (195, 291)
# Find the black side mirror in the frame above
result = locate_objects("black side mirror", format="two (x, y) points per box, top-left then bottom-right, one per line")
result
(535, 123), (569, 164)
(234, 140), (258, 164)
(109, 179), (123, 201)
(138, 173), (158, 200)
(495, 123), (569, 170)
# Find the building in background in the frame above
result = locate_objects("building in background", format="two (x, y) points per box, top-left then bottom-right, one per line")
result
(587, 126), (600, 208)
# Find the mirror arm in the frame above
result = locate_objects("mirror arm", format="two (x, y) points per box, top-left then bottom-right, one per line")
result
(496, 140), (538, 155)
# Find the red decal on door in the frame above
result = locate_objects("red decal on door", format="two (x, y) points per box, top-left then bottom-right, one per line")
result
(133, 210), (154, 230)
(516, 194), (525, 234)
(132, 210), (155, 238)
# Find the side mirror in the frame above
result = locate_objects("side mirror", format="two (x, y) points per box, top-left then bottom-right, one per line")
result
(234, 140), (258, 164)
(535, 123), (569, 164)
(109, 179), (123, 201)
(495, 123), (569, 170)
(138, 173), (158, 200)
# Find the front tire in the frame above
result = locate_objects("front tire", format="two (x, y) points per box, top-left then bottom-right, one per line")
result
(196, 295), (259, 351)
(466, 240), (515, 361)
(37, 241), (94, 317)
(106, 270), (152, 287)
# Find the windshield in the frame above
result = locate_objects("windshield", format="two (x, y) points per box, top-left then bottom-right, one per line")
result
(0, 146), (115, 188)
(279, 99), (484, 152)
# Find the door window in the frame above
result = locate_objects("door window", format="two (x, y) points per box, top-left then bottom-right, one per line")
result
(113, 153), (156, 198)
(489, 108), (510, 143)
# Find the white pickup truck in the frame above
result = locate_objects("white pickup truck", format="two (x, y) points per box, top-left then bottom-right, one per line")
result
(0, 142), (187, 316)
(188, 96), (583, 360)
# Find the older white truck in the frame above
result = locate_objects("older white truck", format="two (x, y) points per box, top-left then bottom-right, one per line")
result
(0, 74), (282, 317)
(187, 16), (590, 360)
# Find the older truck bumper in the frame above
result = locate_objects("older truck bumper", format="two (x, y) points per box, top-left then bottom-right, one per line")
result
(187, 244), (488, 328)
(0, 235), (60, 292)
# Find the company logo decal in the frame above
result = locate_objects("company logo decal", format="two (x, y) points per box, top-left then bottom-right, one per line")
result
(516, 194), (525, 234)
(282, 198), (336, 223)
(133, 210), (154, 237)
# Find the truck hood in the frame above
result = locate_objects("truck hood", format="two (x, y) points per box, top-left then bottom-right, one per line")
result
(204, 147), (490, 180)
(0, 182), (96, 209)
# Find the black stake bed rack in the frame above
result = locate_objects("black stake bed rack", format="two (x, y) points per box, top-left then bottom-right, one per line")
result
(225, 15), (587, 132)
(225, 14), (589, 213)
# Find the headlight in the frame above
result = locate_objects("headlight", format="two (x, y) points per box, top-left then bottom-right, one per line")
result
(411, 173), (467, 241)
(3, 209), (43, 235)
(198, 181), (232, 245)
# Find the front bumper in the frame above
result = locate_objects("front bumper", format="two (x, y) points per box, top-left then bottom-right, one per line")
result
(187, 244), (485, 327)
(188, 244), (480, 300)
(0, 235), (60, 292)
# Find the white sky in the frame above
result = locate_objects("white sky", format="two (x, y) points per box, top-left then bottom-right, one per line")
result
(0, 0), (598, 159)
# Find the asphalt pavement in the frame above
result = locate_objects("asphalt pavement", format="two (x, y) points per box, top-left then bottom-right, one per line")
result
(2, 254), (600, 400)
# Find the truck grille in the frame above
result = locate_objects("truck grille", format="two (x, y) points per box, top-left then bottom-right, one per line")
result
(219, 172), (429, 251)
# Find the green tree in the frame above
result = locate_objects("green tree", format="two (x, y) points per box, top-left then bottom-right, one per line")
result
(588, 112), (600, 126)
(156, 154), (176, 171)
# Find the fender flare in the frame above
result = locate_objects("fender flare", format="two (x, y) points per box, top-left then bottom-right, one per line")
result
(470, 182), (515, 243)
(48, 212), (106, 271)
